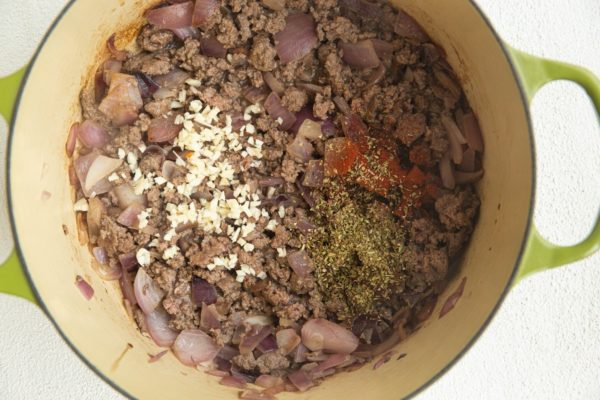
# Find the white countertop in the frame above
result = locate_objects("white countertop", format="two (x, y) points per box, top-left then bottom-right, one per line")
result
(1, 0), (599, 398)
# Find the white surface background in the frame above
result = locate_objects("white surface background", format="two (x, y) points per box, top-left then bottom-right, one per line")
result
(1, 0), (599, 398)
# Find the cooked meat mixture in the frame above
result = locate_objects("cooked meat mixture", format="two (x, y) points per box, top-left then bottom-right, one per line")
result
(68, 0), (484, 395)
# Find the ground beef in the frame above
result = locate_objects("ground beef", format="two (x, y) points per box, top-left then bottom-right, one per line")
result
(73, 0), (482, 383)
(248, 35), (278, 72)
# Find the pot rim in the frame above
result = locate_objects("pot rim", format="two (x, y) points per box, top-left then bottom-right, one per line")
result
(5, 1), (535, 398)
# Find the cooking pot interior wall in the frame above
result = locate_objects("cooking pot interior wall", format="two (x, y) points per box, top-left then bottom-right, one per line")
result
(9, 0), (532, 398)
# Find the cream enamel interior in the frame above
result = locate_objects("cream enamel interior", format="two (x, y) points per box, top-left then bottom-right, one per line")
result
(9, 0), (532, 398)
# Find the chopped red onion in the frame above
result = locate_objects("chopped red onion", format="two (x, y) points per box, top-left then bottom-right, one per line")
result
(134, 268), (165, 314)
(146, 2), (193, 29)
(113, 183), (146, 210)
(275, 328), (301, 355)
(94, 66), (107, 103)
(370, 39), (395, 59)
(458, 148), (476, 172)
(461, 111), (484, 152)
(107, 34), (128, 61)
(75, 275), (94, 300)
(296, 82), (323, 93)
(274, 13), (318, 64)
(219, 375), (247, 389)
(92, 260), (122, 281)
(255, 375), (284, 389)
(393, 11), (428, 42)
(191, 277), (217, 305)
(66, 122), (78, 157)
(171, 26), (199, 41)
(99, 73), (143, 126)
(192, 0), (219, 27)
(455, 169), (484, 185)
(321, 119), (337, 137)
(243, 86), (270, 103)
(244, 315), (273, 326)
(146, 307), (179, 347)
(230, 365), (256, 383)
(340, 40), (380, 69)
(294, 216), (316, 234)
(153, 68), (190, 88)
(287, 250), (314, 278)
(200, 37), (226, 58)
(290, 106), (319, 133)
(263, 72), (285, 95)
(218, 345), (239, 361)
(439, 151), (455, 190)
(442, 115), (467, 164)
(200, 303), (221, 331)
(148, 350), (169, 363)
(92, 247), (108, 265)
(78, 120), (110, 149)
(148, 114), (182, 143)
(173, 329), (222, 366)
(239, 325), (272, 355)
(257, 334), (277, 353)
(264, 92), (296, 130)
(440, 277), (467, 318)
(301, 318), (359, 354)
(135, 73), (160, 99)
(333, 96), (351, 115)
(117, 203), (145, 229)
(302, 160), (324, 188)
(294, 343), (308, 363)
(295, 177), (315, 208)
(119, 254), (138, 306)
(297, 119), (322, 140)
(286, 135), (314, 163)
(102, 59), (123, 86)
(364, 64), (386, 88)
(84, 155), (122, 193)
(288, 370), (314, 392)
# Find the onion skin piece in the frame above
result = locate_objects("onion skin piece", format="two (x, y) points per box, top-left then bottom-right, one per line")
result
(275, 328), (301, 355)
(147, 2), (194, 30)
(439, 277), (467, 318)
(301, 318), (359, 354)
(455, 169), (484, 185)
(219, 375), (247, 389)
(117, 203), (145, 229)
(274, 14), (318, 64)
(255, 375), (284, 389)
(393, 10), (429, 42)
(66, 123), (78, 157)
(171, 26), (199, 41)
(75, 275), (94, 300)
(302, 160), (324, 188)
(107, 34), (128, 61)
(172, 329), (222, 366)
(286, 135), (314, 163)
(461, 111), (484, 152)
(340, 40), (380, 69)
(439, 151), (456, 190)
(239, 325), (272, 355)
(191, 277), (217, 305)
(113, 183), (146, 209)
(288, 370), (314, 392)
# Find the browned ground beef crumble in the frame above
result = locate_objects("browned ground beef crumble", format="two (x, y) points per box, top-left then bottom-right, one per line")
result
(70, 0), (483, 394)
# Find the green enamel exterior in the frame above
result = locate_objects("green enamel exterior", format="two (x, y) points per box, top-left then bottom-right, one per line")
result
(0, 67), (37, 303)
(509, 46), (600, 283)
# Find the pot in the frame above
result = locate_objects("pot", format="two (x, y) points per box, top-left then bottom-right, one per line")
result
(1, 0), (599, 399)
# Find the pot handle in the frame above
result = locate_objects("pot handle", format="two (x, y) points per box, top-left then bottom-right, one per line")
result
(0, 67), (37, 303)
(508, 47), (600, 282)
